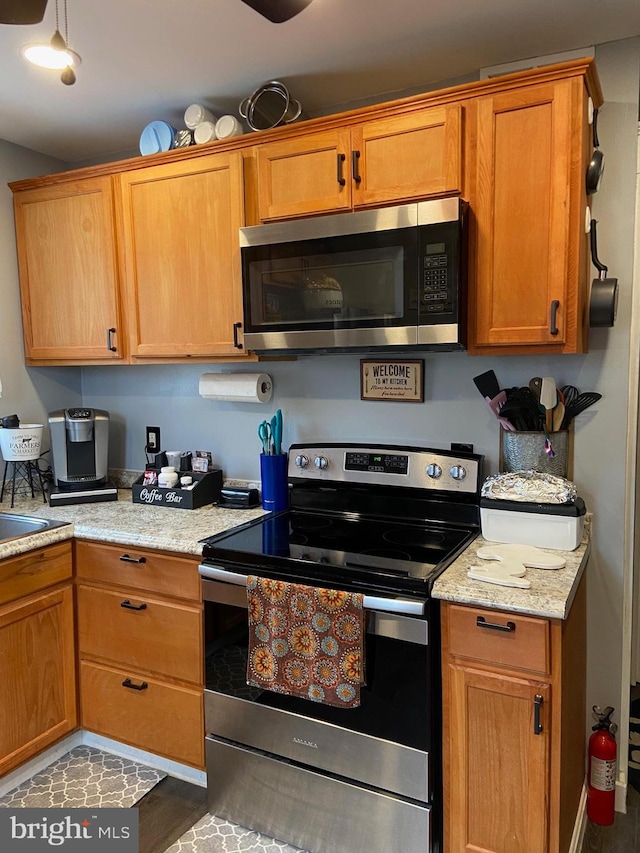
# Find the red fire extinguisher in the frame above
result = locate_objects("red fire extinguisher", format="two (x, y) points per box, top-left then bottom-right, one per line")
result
(587, 705), (617, 826)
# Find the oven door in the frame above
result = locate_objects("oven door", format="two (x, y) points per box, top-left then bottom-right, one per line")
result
(200, 567), (435, 805)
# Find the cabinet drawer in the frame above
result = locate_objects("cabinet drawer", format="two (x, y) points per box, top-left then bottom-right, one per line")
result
(75, 540), (200, 602)
(77, 585), (202, 684)
(0, 542), (72, 605)
(80, 660), (203, 769)
(446, 604), (550, 676)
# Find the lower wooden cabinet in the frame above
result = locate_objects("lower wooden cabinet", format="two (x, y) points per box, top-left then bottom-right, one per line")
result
(441, 573), (586, 853)
(0, 543), (76, 777)
(75, 541), (204, 769)
(80, 661), (203, 769)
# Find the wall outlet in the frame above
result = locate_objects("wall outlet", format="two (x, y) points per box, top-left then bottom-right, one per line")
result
(146, 426), (161, 453)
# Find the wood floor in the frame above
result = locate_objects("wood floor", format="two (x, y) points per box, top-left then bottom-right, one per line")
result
(137, 776), (209, 853)
(582, 785), (640, 852)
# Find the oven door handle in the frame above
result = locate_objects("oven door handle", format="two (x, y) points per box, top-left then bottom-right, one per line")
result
(198, 564), (426, 617)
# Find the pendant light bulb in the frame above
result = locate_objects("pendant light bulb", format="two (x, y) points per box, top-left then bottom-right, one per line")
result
(61, 66), (76, 85)
(20, 0), (81, 77)
(50, 28), (67, 51)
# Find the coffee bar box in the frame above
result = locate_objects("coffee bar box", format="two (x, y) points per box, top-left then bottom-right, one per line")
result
(132, 469), (223, 510)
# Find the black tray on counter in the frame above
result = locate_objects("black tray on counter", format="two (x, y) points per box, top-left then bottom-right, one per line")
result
(131, 468), (223, 510)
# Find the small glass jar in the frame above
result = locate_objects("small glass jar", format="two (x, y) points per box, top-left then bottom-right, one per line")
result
(158, 466), (178, 488)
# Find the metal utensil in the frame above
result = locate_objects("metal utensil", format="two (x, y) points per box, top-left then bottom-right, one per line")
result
(258, 421), (272, 455)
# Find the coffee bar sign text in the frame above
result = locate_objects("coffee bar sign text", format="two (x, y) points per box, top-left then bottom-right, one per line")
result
(360, 360), (424, 403)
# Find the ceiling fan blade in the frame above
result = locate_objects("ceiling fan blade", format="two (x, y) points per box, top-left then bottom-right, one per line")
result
(0, 0), (48, 24)
(239, 0), (313, 24)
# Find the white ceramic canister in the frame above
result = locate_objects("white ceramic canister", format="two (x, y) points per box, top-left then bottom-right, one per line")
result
(215, 115), (243, 140)
(158, 466), (178, 488)
(194, 120), (217, 145)
(184, 103), (217, 129)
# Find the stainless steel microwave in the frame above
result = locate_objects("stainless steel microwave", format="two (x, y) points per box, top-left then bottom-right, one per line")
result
(239, 197), (467, 354)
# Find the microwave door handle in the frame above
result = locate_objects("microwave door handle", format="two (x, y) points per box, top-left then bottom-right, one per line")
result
(198, 564), (425, 616)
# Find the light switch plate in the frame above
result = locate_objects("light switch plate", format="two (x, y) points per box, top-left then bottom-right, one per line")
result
(146, 426), (161, 453)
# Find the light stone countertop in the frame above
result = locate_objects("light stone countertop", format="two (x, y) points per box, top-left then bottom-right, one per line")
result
(0, 491), (267, 560)
(2, 490), (590, 620)
(432, 522), (591, 620)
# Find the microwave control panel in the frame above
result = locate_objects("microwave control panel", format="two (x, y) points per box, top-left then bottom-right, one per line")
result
(422, 241), (449, 313)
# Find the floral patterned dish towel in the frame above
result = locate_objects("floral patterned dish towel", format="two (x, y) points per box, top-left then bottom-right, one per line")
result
(246, 576), (365, 708)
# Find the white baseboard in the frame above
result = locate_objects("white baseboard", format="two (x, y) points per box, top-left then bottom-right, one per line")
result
(570, 783), (588, 853)
(615, 776), (628, 813)
(0, 730), (206, 799)
(81, 732), (206, 788)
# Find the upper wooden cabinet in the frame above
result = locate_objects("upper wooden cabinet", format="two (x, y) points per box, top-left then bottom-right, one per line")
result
(13, 176), (126, 362)
(468, 75), (592, 355)
(255, 104), (462, 221)
(118, 151), (247, 360)
(9, 58), (601, 362)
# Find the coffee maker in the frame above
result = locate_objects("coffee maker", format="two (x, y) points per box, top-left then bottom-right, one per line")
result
(48, 408), (117, 505)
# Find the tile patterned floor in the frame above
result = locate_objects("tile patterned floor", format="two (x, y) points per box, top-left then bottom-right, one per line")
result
(165, 812), (308, 853)
(0, 746), (165, 810)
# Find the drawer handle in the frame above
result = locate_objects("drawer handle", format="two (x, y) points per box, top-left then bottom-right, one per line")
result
(476, 615), (516, 633)
(534, 694), (544, 734)
(122, 678), (148, 691)
(120, 599), (147, 611)
(119, 554), (147, 564)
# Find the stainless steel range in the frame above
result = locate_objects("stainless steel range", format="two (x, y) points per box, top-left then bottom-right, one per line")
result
(198, 442), (483, 853)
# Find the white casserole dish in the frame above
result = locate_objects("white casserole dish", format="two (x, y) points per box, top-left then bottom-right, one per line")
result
(480, 496), (586, 551)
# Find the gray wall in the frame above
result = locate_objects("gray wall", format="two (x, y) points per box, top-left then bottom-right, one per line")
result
(0, 141), (82, 454)
(0, 39), (638, 749)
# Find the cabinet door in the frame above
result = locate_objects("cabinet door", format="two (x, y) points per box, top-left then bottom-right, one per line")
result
(13, 177), (124, 362)
(0, 585), (77, 775)
(472, 79), (585, 350)
(446, 664), (550, 853)
(119, 152), (247, 358)
(256, 128), (353, 221)
(352, 104), (462, 207)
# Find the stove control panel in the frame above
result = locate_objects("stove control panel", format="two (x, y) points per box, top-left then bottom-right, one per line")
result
(288, 443), (482, 495)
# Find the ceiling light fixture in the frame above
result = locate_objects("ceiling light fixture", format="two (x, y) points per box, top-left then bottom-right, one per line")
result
(20, 0), (80, 84)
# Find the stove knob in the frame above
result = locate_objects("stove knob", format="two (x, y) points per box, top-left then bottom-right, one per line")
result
(450, 464), (467, 481)
(314, 455), (329, 470)
(295, 454), (310, 469)
(426, 463), (442, 479)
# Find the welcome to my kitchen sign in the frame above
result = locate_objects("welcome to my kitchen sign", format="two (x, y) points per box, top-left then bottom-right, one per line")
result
(360, 359), (424, 403)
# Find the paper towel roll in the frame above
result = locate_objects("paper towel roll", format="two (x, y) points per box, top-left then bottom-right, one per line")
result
(199, 373), (273, 403)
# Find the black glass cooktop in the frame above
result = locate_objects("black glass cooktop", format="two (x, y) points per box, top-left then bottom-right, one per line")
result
(201, 509), (477, 595)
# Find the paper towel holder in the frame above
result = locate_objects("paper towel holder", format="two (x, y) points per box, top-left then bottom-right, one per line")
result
(198, 372), (273, 403)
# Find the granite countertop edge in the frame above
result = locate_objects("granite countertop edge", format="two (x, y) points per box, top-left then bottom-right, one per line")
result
(3, 492), (591, 620)
(431, 526), (591, 620)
